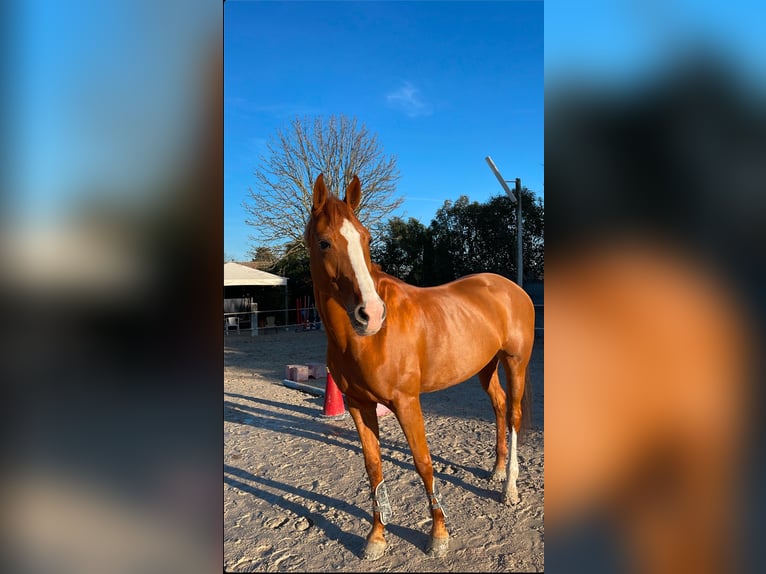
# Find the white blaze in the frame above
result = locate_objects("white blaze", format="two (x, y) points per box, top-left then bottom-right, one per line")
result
(340, 219), (385, 333)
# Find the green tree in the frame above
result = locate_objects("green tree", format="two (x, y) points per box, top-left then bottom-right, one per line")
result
(519, 191), (544, 280)
(372, 217), (429, 285)
(270, 240), (312, 301)
(426, 189), (544, 284)
(249, 246), (278, 269)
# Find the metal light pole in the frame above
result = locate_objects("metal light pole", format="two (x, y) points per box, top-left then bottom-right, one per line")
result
(485, 156), (523, 287)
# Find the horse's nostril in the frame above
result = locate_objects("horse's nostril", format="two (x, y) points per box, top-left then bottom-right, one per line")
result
(355, 305), (369, 324)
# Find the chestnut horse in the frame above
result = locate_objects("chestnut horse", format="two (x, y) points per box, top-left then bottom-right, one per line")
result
(304, 173), (535, 559)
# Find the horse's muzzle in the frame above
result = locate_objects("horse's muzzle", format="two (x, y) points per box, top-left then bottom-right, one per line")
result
(352, 300), (387, 335)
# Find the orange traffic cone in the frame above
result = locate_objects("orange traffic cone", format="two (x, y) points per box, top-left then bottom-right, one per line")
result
(321, 369), (348, 419)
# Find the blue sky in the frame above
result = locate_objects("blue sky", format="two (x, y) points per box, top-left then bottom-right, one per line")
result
(224, 0), (543, 261)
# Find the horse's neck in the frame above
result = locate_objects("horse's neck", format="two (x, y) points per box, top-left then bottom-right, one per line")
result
(373, 269), (400, 291)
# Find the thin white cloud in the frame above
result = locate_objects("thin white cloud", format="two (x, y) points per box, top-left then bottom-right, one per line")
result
(386, 81), (432, 118)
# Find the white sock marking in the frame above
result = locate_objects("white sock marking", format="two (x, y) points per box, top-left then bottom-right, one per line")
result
(510, 427), (519, 484)
(504, 427), (520, 504)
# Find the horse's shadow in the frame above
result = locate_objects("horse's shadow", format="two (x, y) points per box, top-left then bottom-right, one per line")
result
(226, 390), (322, 418)
(224, 398), (363, 454)
(225, 391), (509, 506)
(224, 464), (365, 556)
(224, 463), (430, 557)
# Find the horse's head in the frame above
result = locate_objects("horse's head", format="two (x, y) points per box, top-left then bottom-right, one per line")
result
(305, 174), (387, 336)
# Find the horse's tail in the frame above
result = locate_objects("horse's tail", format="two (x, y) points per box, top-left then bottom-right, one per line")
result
(519, 367), (533, 440)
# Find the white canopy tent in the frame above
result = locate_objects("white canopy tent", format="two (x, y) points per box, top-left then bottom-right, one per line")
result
(224, 262), (288, 335)
(224, 262), (287, 287)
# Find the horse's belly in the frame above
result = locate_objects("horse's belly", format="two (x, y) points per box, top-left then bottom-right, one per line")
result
(419, 341), (499, 392)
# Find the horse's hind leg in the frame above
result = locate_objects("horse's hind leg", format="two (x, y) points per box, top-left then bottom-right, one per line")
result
(478, 356), (508, 482)
(499, 353), (529, 505)
(346, 396), (389, 560)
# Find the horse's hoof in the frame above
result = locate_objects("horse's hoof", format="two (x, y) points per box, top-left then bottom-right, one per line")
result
(489, 469), (506, 482)
(503, 492), (521, 506)
(361, 540), (387, 561)
(426, 536), (449, 557)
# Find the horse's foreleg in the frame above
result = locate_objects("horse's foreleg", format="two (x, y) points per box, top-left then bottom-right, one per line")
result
(479, 357), (508, 481)
(395, 397), (449, 557)
(346, 397), (388, 560)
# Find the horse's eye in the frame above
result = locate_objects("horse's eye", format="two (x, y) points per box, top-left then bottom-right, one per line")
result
(319, 240), (331, 251)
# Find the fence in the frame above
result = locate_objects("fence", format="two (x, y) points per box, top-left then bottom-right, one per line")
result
(225, 304), (544, 337)
(224, 306), (322, 336)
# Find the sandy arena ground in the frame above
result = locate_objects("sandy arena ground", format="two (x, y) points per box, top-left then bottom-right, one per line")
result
(224, 328), (544, 572)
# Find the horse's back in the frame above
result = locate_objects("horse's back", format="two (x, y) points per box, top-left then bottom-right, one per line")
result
(395, 273), (535, 389)
(450, 272), (535, 339)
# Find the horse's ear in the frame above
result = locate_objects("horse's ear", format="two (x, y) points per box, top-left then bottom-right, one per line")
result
(344, 175), (362, 211)
(312, 174), (327, 213)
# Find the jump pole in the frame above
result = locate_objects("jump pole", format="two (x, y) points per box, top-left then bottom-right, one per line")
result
(282, 378), (324, 396)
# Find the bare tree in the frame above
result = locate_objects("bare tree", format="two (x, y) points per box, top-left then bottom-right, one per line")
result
(244, 114), (402, 258)
(250, 246), (278, 269)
